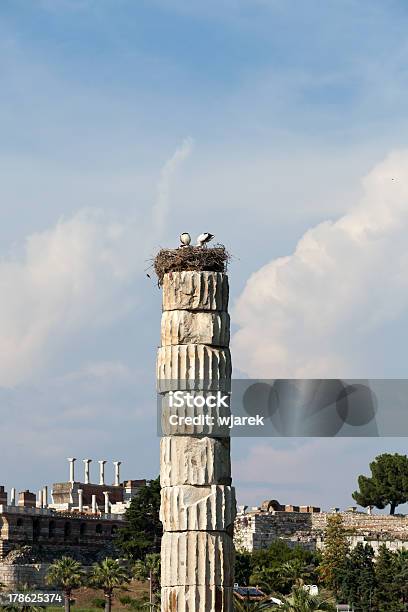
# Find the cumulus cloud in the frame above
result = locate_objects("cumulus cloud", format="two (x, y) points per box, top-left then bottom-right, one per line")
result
(0, 137), (193, 387)
(0, 209), (149, 387)
(232, 150), (408, 378)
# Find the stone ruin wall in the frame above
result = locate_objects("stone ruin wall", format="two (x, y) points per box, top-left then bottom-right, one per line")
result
(313, 512), (408, 554)
(311, 511), (408, 536)
(234, 510), (408, 554)
(0, 564), (51, 589)
(234, 511), (314, 552)
(0, 510), (121, 563)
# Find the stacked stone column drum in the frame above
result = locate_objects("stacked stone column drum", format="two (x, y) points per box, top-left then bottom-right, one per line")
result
(158, 271), (236, 612)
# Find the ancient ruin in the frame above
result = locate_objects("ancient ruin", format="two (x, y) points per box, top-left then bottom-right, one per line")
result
(0, 459), (146, 588)
(234, 500), (408, 554)
(156, 246), (235, 612)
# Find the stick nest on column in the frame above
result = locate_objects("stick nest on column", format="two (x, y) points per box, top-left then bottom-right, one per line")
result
(154, 245), (230, 287)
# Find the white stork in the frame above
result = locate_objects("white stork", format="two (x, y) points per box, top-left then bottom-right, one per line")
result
(179, 232), (191, 247)
(196, 232), (214, 247)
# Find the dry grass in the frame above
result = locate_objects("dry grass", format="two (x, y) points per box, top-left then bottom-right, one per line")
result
(153, 245), (230, 286)
(59, 579), (149, 610)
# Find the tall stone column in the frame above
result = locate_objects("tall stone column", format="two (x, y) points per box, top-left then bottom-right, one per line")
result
(158, 270), (235, 612)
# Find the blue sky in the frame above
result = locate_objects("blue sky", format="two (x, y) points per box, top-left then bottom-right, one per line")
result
(1, 0), (408, 512)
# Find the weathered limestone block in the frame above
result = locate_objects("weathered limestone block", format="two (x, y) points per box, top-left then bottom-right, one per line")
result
(162, 272), (229, 312)
(161, 586), (233, 612)
(160, 485), (236, 532)
(161, 311), (230, 347)
(156, 345), (231, 391)
(160, 390), (230, 436)
(160, 437), (231, 487)
(161, 531), (234, 587)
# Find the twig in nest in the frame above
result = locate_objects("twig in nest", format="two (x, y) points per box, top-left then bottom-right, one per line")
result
(153, 244), (230, 287)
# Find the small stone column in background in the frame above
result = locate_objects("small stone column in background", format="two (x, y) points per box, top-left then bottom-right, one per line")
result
(67, 458), (76, 483)
(103, 491), (110, 514)
(78, 489), (84, 512)
(113, 461), (121, 486)
(98, 460), (107, 485)
(43, 486), (48, 508)
(83, 459), (92, 484)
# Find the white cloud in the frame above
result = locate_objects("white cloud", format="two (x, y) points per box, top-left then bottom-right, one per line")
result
(152, 137), (193, 237)
(232, 150), (408, 378)
(0, 209), (148, 387)
(233, 438), (408, 510)
(64, 360), (134, 382)
(0, 135), (194, 387)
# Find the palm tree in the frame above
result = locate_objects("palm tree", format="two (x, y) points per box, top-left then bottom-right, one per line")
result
(46, 556), (85, 612)
(250, 567), (280, 593)
(233, 596), (276, 611)
(279, 585), (335, 612)
(133, 553), (161, 607)
(89, 557), (130, 612)
(278, 560), (313, 590)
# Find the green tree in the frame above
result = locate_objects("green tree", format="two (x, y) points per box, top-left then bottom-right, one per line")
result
(392, 550), (408, 612)
(250, 541), (319, 595)
(319, 514), (349, 596)
(392, 550), (408, 608)
(46, 556), (85, 612)
(279, 585), (335, 611)
(337, 544), (376, 612)
(235, 551), (252, 586)
(374, 545), (405, 611)
(133, 553), (161, 607)
(352, 453), (408, 515)
(117, 478), (162, 560)
(88, 557), (130, 612)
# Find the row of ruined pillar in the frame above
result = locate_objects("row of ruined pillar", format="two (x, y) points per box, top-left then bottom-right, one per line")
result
(4, 487), (111, 514)
(67, 458), (122, 485)
(77, 489), (112, 514)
